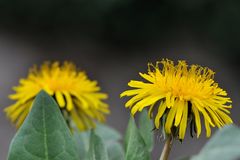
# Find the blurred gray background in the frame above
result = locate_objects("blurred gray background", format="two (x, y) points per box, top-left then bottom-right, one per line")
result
(0, 0), (240, 160)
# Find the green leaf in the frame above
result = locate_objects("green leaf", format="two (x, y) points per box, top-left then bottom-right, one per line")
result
(191, 125), (240, 160)
(107, 142), (124, 160)
(73, 123), (124, 160)
(73, 131), (90, 160)
(88, 130), (109, 160)
(124, 116), (150, 160)
(95, 123), (124, 160)
(7, 90), (79, 160)
(139, 109), (154, 152)
(95, 123), (122, 142)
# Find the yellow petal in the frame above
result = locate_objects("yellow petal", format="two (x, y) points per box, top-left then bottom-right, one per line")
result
(63, 91), (73, 111)
(205, 107), (222, 127)
(120, 89), (142, 97)
(179, 105), (188, 139)
(16, 107), (30, 128)
(128, 80), (152, 88)
(70, 109), (86, 130)
(204, 118), (211, 137)
(4, 103), (21, 115)
(125, 93), (147, 108)
(216, 110), (233, 124)
(148, 103), (155, 118)
(139, 72), (155, 83)
(43, 86), (54, 95)
(154, 101), (167, 129)
(131, 95), (164, 115)
(9, 106), (25, 122)
(174, 100), (185, 127)
(165, 104), (177, 133)
(55, 91), (65, 108)
(131, 105), (141, 115)
(165, 92), (172, 108)
(71, 91), (89, 109)
(138, 95), (164, 111)
(193, 101), (215, 127)
(192, 104), (201, 138)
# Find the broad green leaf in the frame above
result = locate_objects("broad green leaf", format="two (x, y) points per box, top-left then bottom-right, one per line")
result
(88, 130), (109, 160)
(191, 125), (240, 160)
(73, 131), (90, 160)
(74, 123), (124, 160)
(139, 109), (154, 152)
(7, 90), (79, 160)
(95, 123), (124, 160)
(107, 142), (124, 160)
(124, 116), (150, 160)
(95, 123), (122, 142)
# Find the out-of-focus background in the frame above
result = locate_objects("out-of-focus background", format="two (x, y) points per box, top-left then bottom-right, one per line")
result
(0, 1), (240, 159)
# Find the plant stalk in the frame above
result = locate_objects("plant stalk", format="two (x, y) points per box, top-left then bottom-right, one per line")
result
(159, 135), (173, 160)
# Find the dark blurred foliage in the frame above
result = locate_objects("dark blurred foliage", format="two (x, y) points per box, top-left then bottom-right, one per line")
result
(0, 0), (240, 57)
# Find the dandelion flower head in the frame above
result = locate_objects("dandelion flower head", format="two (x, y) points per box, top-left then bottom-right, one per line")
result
(5, 61), (109, 130)
(121, 59), (232, 140)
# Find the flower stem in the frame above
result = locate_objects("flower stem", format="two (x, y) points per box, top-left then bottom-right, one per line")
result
(159, 135), (173, 160)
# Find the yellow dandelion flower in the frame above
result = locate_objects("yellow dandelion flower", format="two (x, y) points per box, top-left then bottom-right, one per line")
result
(121, 59), (232, 140)
(5, 61), (109, 131)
